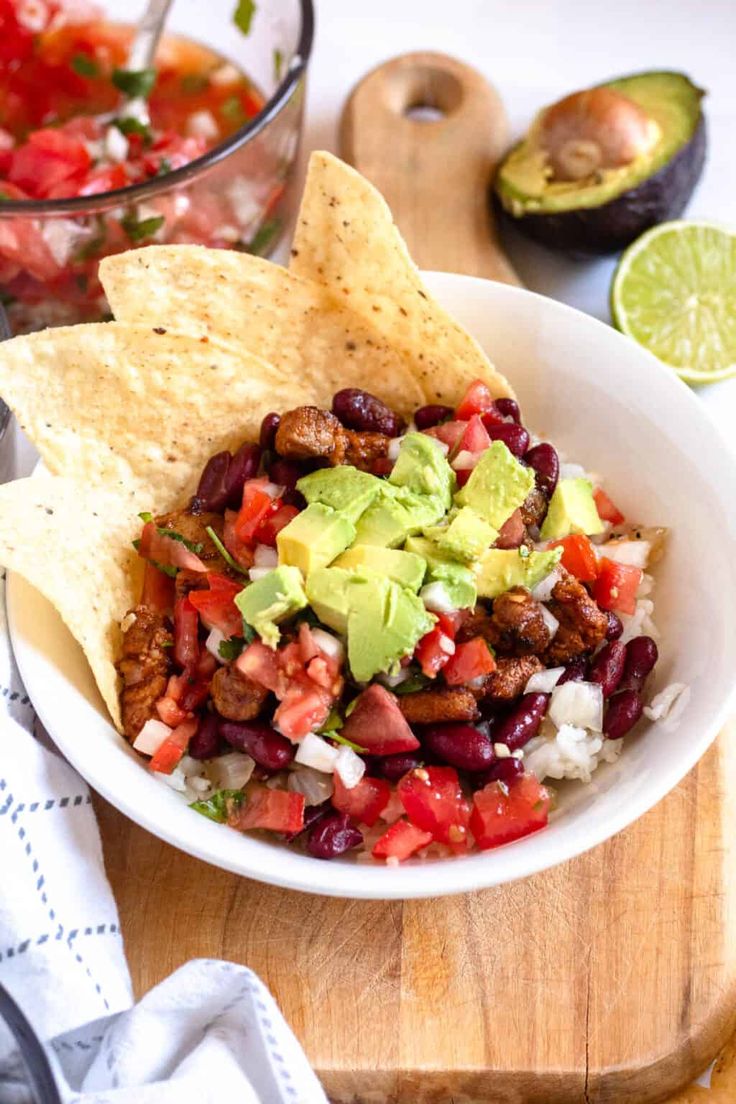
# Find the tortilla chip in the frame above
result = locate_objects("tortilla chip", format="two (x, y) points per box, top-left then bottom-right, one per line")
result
(289, 151), (514, 405)
(100, 246), (426, 417)
(0, 476), (142, 730)
(0, 322), (314, 503)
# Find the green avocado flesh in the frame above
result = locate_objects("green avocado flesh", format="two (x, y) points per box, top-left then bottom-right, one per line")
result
(496, 71), (704, 216)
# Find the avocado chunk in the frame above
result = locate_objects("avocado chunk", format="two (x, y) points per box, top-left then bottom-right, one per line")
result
(305, 566), (352, 633)
(346, 574), (434, 682)
(475, 547), (562, 600)
(235, 565), (307, 648)
(353, 485), (445, 547)
(455, 441), (535, 530)
(389, 432), (455, 508)
(422, 562), (477, 611)
(334, 545), (426, 591)
(425, 506), (498, 562)
(297, 466), (383, 523)
(539, 478), (604, 540)
(277, 502), (355, 576)
(494, 71), (706, 255)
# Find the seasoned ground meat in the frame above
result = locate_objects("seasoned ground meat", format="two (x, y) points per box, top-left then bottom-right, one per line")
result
(344, 430), (390, 470)
(118, 605), (173, 741)
(520, 486), (548, 530)
(456, 607), (499, 647)
(175, 568), (210, 602)
(398, 687), (479, 725)
(275, 406), (347, 464)
(481, 656), (544, 701)
(545, 569), (608, 664)
(155, 510), (228, 572)
(210, 664), (269, 722)
(492, 587), (550, 656)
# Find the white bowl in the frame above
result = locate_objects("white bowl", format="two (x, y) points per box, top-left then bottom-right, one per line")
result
(8, 274), (736, 899)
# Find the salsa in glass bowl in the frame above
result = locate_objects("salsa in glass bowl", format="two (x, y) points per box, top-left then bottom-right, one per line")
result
(0, 0), (313, 332)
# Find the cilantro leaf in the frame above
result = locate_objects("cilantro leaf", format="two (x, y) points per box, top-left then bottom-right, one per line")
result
(138, 511), (153, 523)
(245, 218), (282, 257)
(233, 0), (256, 35)
(273, 47), (284, 81)
(156, 526), (203, 554)
(218, 636), (245, 661)
(114, 116), (153, 144)
(121, 212), (165, 242)
(71, 53), (100, 78)
(392, 672), (431, 696)
(204, 525), (249, 575)
(112, 67), (157, 98)
(328, 731), (367, 754)
(156, 157), (172, 178)
(190, 789), (245, 823)
(221, 95), (244, 124)
(242, 623), (257, 644)
(181, 73), (209, 94)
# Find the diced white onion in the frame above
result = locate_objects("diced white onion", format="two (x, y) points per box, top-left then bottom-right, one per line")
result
(295, 733), (339, 773)
(525, 666), (565, 694)
(420, 581), (457, 614)
(559, 462), (589, 480)
(598, 539), (651, 568)
(206, 752), (255, 790)
(549, 680), (603, 733)
(186, 109), (219, 140)
(388, 437), (403, 461)
(206, 627), (227, 661)
(254, 543), (279, 568)
(531, 567), (562, 602)
(310, 628), (345, 662)
(451, 449), (479, 471)
(188, 776), (211, 794)
(261, 481), (284, 499)
(104, 125), (129, 163)
(494, 743), (511, 758)
(540, 605), (560, 639)
(159, 766), (188, 791)
(644, 682), (689, 723)
(133, 718), (171, 755)
(249, 566), (273, 581)
(380, 667), (411, 688)
(288, 765), (334, 805)
(334, 745), (366, 790)
(210, 62), (242, 85)
(179, 755), (203, 778)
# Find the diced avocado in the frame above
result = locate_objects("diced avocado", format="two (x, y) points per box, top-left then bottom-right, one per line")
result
(353, 485), (444, 547)
(539, 478), (605, 540)
(474, 547), (563, 599)
(405, 535), (460, 570)
(296, 466), (383, 523)
(389, 431), (455, 508)
(425, 506), (498, 562)
(347, 574), (434, 682)
(424, 561), (478, 610)
(277, 502), (355, 576)
(455, 441), (535, 530)
(334, 545), (426, 591)
(305, 566), (353, 634)
(235, 565), (307, 647)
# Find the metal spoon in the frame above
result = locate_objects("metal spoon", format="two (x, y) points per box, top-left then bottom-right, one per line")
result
(114, 0), (174, 127)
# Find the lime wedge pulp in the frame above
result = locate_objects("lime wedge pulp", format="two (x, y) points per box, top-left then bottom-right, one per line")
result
(611, 220), (736, 384)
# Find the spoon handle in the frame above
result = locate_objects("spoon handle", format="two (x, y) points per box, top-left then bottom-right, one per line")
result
(123, 0), (174, 123)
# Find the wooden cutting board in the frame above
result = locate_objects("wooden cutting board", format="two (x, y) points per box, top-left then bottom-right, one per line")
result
(97, 52), (736, 1103)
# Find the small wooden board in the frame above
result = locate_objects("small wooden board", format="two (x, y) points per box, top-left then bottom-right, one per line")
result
(96, 51), (736, 1103)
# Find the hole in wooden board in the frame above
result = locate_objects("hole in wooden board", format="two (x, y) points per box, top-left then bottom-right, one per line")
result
(404, 102), (446, 123)
(386, 65), (464, 121)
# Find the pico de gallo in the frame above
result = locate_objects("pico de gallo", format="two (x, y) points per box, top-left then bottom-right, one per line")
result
(119, 380), (666, 863)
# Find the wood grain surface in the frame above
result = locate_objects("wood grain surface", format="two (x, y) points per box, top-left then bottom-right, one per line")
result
(95, 51), (736, 1103)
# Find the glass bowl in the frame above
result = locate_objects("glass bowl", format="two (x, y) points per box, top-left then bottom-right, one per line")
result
(0, 0), (314, 333)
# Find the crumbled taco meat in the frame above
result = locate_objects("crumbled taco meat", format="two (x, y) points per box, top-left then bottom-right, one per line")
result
(491, 588), (550, 657)
(545, 569), (609, 664)
(156, 510), (228, 572)
(117, 605), (173, 742)
(398, 686), (479, 725)
(481, 656), (545, 701)
(210, 664), (269, 722)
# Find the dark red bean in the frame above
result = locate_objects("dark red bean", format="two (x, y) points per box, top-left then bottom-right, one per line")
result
(474, 757), (525, 788)
(188, 713), (221, 759)
(219, 721), (295, 770)
(483, 422), (530, 458)
(414, 403), (453, 430)
(191, 450), (231, 512)
(372, 753), (424, 781)
(557, 656), (588, 684)
(605, 611), (624, 641)
(421, 724), (495, 773)
(225, 443), (261, 508)
(283, 800), (330, 842)
(524, 443), (559, 498)
(282, 489), (307, 510)
(268, 457), (302, 491)
(493, 693), (549, 751)
(588, 641), (626, 699)
(603, 689), (643, 740)
(259, 412), (281, 451)
(307, 812), (363, 859)
(619, 636), (658, 693)
(494, 398), (521, 424)
(332, 388), (405, 437)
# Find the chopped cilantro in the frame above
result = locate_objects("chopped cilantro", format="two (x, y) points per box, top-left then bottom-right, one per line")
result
(319, 709), (343, 735)
(112, 68), (157, 98)
(71, 53), (100, 78)
(121, 212), (165, 242)
(218, 636), (245, 661)
(273, 47), (284, 81)
(221, 95), (245, 124)
(233, 0), (256, 36)
(204, 525), (250, 575)
(245, 218), (282, 257)
(114, 116), (153, 144)
(242, 623), (257, 644)
(0, 191), (11, 202)
(156, 158), (172, 177)
(138, 511), (153, 523)
(156, 526), (203, 554)
(190, 789), (245, 823)
(328, 731), (367, 754)
(181, 72), (209, 94)
(393, 672), (431, 695)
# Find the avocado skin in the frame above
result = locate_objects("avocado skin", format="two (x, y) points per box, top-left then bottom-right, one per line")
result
(494, 115), (707, 256)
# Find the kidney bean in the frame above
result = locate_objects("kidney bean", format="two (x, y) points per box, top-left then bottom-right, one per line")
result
(603, 689), (643, 740)
(482, 422), (530, 457)
(620, 636), (658, 692)
(494, 397), (521, 424)
(188, 713), (221, 759)
(414, 403), (453, 430)
(372, 752), (424, 781)
(421, 724), (495, 773)
(225, 443), (261, 508)
(307, 812), (363, 859)
(588, 641), (626, 699)
(605, 611), (624, 641)
(332, 388), (405, 437)
(219, 721), (295, 770)
(524, 443), (559, 498)
(259, 412), (281, 451)
(283, 800), (331, 842)
(493, 693), (549, 751)
(192, 450), (231, 512)
(268, 456), (303, 491)
(557, 656), (588, 685)
(282, 489), (307, 510)
(474, 757), (525, 789)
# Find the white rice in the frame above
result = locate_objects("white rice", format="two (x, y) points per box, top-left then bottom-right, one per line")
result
(525, 725), (623, 785)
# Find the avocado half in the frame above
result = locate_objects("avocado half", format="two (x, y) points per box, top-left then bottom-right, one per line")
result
(494, 71), (706, 255)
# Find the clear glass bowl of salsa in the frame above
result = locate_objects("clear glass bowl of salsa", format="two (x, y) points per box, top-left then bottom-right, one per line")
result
(0, 0), (314, 333)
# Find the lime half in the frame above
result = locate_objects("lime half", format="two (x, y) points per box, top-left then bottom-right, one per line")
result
(611, 220), (736, 384)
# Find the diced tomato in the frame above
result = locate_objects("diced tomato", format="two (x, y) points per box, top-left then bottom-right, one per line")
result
(194, 651), (218, 680)
(165, 673), (188, 703)
(443, 638), (496, 686)
(179, 677), (212, 712)
(593, 487), (625, 526)
(457, 414), (491, 455)
(436, 611), (465, 636)
(256, 504), (300, 546)
(455, 379), (495, 420)
(593, 557), (642, 615)
(155, 695), (189, 728)
(332, 774), (391, 828)
(470, 775), (550, 850)
(235, 480), (278, 543)
(236, 641), (283, 694)
(455, 467), (473, 488)
(230, 786), (305, 834)
(78, 163), (128, 196)
(138, 521), (206, 573)
(424, 420), (467, 453)
(549, 534), (599, 582)
(8, 128), (91, 197)
(480, 403), (507, 428)
(141, 561), (175, 613)
(495, 509), (525, 549)
(149, 717), (197, 775)
(298, 622), (320, 663)
(398, 766), (471, 848)
(189, 573), (243, 637)
(341, 684), (420, 756)
(173, 596), (200, 669)
(223, 509), (254, 570)
(274, 679), (333, 741)
(415, 623), (455, 678)
(372, 819), (433, 861)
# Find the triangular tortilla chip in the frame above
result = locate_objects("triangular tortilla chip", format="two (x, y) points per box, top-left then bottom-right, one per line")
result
(100, 246), (426, 415)
(290, 151), (514, 405)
